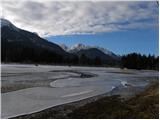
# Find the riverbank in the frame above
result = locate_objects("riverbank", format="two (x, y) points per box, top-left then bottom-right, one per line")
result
(2, 64), (158, 118)
(68, 82), (159, 119)
(12, 81), (158, 119)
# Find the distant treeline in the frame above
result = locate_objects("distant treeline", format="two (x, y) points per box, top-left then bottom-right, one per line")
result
(1, 41), (117, 66)
(2, 42), (158, 70)
(121, 53), (159, 70)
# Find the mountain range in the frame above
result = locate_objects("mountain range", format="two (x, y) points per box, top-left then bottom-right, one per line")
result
(1, 18), (120, 65)
(60, 43), (119, 60)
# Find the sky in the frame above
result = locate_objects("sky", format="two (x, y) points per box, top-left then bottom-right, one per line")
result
(1, 0), (159, 56)
(47, 28), (159, 56)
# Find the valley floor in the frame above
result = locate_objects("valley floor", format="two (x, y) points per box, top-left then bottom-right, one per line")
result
(1, 64), (159, 118)
(14, 82), (159, 119)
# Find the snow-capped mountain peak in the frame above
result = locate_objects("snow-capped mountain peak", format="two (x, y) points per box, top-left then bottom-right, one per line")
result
(59, 43), (118, 58)
(69, 43), (113, 55)
(70, 43), (90, 51)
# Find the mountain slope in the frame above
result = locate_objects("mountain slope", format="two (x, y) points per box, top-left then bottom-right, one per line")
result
(76, 48), (119, 65)
(69, 43), (90, 53)
(60, 43), (120, 61)
(1, 19), (70, 63)
(77, 48), (111, 59)
(1, 19), (68, 55)
(1, 18), (119, 65)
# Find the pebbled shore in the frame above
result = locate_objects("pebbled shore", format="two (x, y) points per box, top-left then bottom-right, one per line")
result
(12, 83), (151, 119)
(2, 64), (158, 118)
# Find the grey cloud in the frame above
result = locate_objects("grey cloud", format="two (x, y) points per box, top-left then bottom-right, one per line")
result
(22, 1), (46, 20)
(1, 0), (158, 36)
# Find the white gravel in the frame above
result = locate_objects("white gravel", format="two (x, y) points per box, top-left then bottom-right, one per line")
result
(1, 64), (158, 118)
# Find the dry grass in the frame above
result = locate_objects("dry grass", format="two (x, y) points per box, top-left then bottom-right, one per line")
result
(68, 82), (159, 119)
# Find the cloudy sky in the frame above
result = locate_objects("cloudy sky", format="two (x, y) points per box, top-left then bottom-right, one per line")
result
(1, 0), (159, 55)
(2, 0), (158, 36)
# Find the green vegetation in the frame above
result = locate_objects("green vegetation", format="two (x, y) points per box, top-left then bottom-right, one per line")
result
(121, 53), (159, 70)
(1, 41), (112, 66)
(2, 43), (159, 70)
(68, 83), (159, 119)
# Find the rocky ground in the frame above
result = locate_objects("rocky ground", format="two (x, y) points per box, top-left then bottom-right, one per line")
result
(13, 81), (159, 119)
(1, 64), (159, 118)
